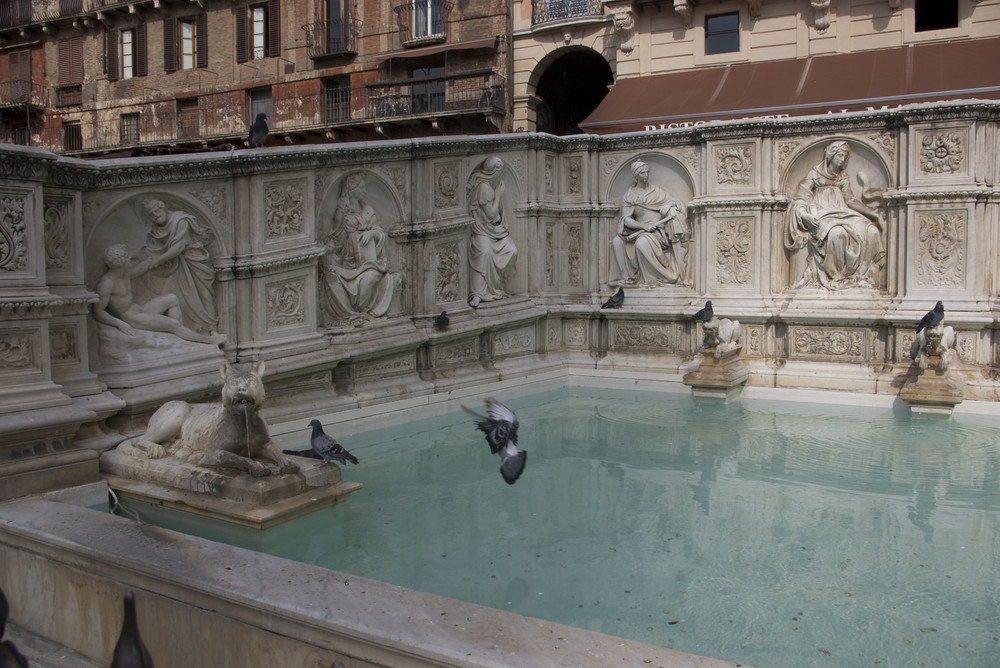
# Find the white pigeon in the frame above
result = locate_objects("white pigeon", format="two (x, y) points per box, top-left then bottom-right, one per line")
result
(464, 398), (527, 485)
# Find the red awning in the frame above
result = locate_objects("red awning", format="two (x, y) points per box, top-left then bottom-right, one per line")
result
(579, 37), (1000, 134)
(374, 37), (499, 62)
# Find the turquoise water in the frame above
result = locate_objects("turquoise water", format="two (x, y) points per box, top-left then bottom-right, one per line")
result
(132, 387), (1000, 668)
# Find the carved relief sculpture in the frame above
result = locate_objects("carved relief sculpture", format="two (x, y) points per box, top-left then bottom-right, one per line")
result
(135, 197), (219, 335)
(610, 160), (691, 288)
(610, 7), (636, 54)
(467, 156), (518, 307)
(811, 0), (833, 31)
(320, 172), (399, 326)
(785, 141), (885, 290)
(0, 196), (27, 273)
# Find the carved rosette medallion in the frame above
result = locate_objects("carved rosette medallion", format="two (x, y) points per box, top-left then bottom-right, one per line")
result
(715, 144), (754, 186)
(715, 218), (753, 286)
(266, 279), (306, 327)
(435, 241), (460, 303)
(434, 163), (459, 210)
(0, 332), (34, 369)
(790, 327), (867, 361)
(0, 196), (28, 273)
(915, 211), (966, 288)
(564, 320), (587, 347)
(567, 224), (583, 286)
(264, 181), (305, 239)
(611, 322), (674, 351)
(919, 131), (965, 175)
(44, 198), (71, 272)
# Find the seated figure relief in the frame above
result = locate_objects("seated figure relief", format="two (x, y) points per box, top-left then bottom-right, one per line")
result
(320, 172), (399, 327)
(785, 140), (886, 290)
(610, 160), (691, 288)
(467, 156), (518, 307)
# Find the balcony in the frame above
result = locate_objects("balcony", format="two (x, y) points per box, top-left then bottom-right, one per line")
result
(0, 80), (48, 109)
(393, 0), (454, 48)
(30, 71), (506, 155)
(531, 0), (604, 25)
(0, 0), (151, 31)
(303, 18), (361, 60)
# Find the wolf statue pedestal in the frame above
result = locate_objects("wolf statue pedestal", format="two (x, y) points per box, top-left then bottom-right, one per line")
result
(900, 324), (965, 415)
(683, 317), (749, 402)
(101, 361), (361, 528)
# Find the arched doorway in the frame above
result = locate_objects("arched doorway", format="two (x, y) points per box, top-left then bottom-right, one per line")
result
(534, 49), (613, 136)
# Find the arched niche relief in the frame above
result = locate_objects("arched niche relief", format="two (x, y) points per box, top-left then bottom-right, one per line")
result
(315, 170), (404, 326)
(605, 153), (696, 289)
(463, 155), (525, 302)
(780, 137), (893, 292)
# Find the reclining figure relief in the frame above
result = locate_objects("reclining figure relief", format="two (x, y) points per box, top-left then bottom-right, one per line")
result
(121, 360), (299, 477)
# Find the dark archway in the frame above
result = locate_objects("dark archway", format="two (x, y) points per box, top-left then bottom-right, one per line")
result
(535, 49), (613, 136)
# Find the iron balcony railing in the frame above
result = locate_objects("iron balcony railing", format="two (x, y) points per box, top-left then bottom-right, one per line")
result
(531, 0), (604, 25)
(303, 18), (361, 59)
(8, 71), (504, 154)
(393, 0), (453, 47)
(0, 0), (151, 29)
(0, 80), (48, 108)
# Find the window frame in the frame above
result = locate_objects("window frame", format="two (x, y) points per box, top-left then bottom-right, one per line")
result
(250, 5), (267, 60)
(903, 0), (969, 43)
(119, 29), (135, 79)
(704, 12), (740, 56)
(692, 4), (749, 66)
(413, 0), (443, 39)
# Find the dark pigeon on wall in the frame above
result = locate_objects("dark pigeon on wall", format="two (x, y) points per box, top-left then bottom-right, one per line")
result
(110, 591), (154, 668)
(434, 311), (450, 331)
(248, 112), (268, 148)
(915, 301), (944, 333)
(308, 419), (359, 466)
(692, 300), (713, 323)
(601, 287), (624, 309)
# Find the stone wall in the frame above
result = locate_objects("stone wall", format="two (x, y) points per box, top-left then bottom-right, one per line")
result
(1, 100), (998, 467)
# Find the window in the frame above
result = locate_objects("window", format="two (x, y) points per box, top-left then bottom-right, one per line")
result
(120, 113), (140, 144)
(57, 37), (83, 105)
(705, 12), (739, 55)
(248, 87), (273, 128)
(237, 1), (280, 63)
(62, 121), (82, 152)
(164, 14), (206, 72)
(323, 77), (351, 123)
(413, 0), (444, 39)
(177, 98), (199, 138)
(915, 0), (958, 32)
(106, 25), (146, 81)
(326, 0), (350, 54)
(411, 66), (445, 113)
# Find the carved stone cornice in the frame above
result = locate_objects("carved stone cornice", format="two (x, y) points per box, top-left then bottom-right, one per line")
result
(388, 217), (470, 239)
(0, 293), (96, 319)
(0, 148), (55, 182)
(689, 195), (789, 212)
(224, 246), (327, 279)
(883, 186), (996, 205)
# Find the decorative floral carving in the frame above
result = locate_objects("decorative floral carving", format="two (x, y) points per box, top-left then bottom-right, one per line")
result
(791, 327), (866, 359)
(545, 223), (555, 287)
(193, 187), (227, 223)
(494, 327), (534, 354)
(379, 165), (407, 198)
(0, 196), (27, 272)
(436, 340), (477, 364)
(435, 241), (460, 303)
(357, 353), (415, 377)
(919, 132), (964, 174)
(267, 279), (305, 327)
(434, 163), (459, 209)
(50, 327), (77, 363)
(44, 199), (70, 271)
(566, 156), (582, 194)
(565, 320), (586, 346)
(264, 182), (305, 238)
(602, 156), (619, 176)
(545, 156), (554, 193)
(866, 131), (895, 162)
(677, 148), (700, 172)
(0, 334), (33, 368)
(776, 141), (801, 171)
(612, 323), (673, 350)
(746, 326), (762, 356)
(716, 145), (754, 185)
(567, 224), (583, 286)
(715, 218), (753, 286)
(916, 211), (965, 287)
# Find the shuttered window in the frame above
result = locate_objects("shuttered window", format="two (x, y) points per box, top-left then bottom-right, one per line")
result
(165, 14), (207, 72)
(236, 2), (280, 63)
(58, 37), (84, 85)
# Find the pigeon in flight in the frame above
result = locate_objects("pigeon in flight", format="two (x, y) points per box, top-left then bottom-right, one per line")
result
(464, 398), (527, 485)
(601, 287), (624, 309)
(110, 591), (154, 668)
(248, 112), (268, 148)
(308, 419), (359, 466)
(915, 300), (944, 333)
(692, 300), (714, 323)
(434, 311), (450, 331)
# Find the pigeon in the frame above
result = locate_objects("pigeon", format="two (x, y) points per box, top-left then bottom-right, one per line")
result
(308, 419), (358, 466)
(915, 300), (944, 333)
(434, 311), (450, 331)
(110, 591), (154, 668)
(248, 112), (268, 148)
(0, 640), (29, 668)
(692, 300), (714, 323)
(601, 287), (624, 309)
(463, 398), (527, 485)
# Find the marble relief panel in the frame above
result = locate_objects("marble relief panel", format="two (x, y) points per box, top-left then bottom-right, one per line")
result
(433, 161), (460, 211)
(434, 239), (462, 304)
(43, 194), (76, 283)
(788, 325), (874, 363)
(711, 141), (756, 191)
(0, 190), (30, 279)
(263, 178), (307, 242)
(0, 328), (37, 372)
(492, 325), (535, 357)
(911, 208), (968, 291)
(49, 324), (80, 366)
(710, 215), (756, 290)
(912, 125), (969, 181)
(610, 321), (676, 351)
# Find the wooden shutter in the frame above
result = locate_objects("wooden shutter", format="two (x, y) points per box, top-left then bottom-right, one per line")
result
(106, 28), (119, 82)
(235, 6), (248, 63)
(196, 12), (208, 68)
(135, 22), (147, 77)
(58, 37), (83, 85)
(267, 0), (280, 58)
(163, 18), (176, 73)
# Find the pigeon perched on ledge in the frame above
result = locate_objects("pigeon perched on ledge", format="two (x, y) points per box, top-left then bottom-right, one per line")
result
(601, 287), (624, 309)
(248, 112), (268, 148)
(308, 419), (359, 466)
(692, 300), (713, 323)
(110, 591), (154, 668)
(434, 311), (450, 331)
(464, 398), (527, 485)
(916, 300), (944, 333)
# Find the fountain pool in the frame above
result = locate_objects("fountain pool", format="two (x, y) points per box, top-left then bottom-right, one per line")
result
(119, 386), (1000, 668)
